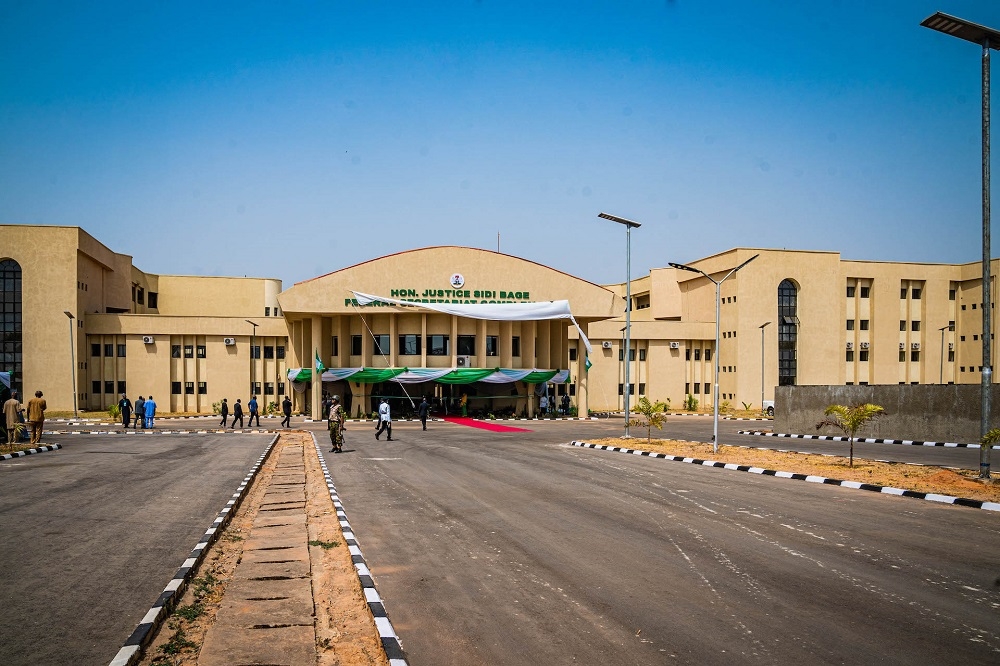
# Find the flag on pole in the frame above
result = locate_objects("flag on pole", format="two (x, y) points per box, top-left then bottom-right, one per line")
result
(315, 350), (326, 373)
(585, 355), (592, 372)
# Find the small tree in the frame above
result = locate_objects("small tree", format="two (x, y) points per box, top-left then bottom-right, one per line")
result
(816, 403), (885, 467)
(634, 396), (668, 445)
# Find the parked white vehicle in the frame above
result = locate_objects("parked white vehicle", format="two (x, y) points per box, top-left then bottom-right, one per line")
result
(762, 400), (775, 417)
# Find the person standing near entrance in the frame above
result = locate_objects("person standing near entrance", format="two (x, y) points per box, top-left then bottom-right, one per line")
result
(329, 395), (345, 453)
(248, 395), (261, 427)
(231, 398), (244, 429)
(418, 396), (429, 431)
(539, 393), (548, 418)
(134, 396), (145, 429)
(144, 395), (157, 428)
(26, 390), (46, 445)
(281, 395), (292, 428)
(219, 398), (229, 427)
(375, 398), (392, 441)
(3, 390), (22, 444)
(118, 393), (132, 429)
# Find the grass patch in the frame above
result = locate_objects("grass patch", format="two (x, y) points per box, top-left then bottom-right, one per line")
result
(156, 624), (198, 656)
(308, 539), (340, 550)
(192, 571), (219, 599)
(174, 603), (205, 621)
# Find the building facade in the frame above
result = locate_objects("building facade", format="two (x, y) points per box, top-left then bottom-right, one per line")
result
(2, 224), (994, 416)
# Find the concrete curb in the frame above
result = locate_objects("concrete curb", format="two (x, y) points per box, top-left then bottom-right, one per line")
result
(310, 433), (409, 666)
(723, 417), (774, 421)
(44, 429), (278, 435)
(108, 435), (280, 666)
(0, 443), (61, 461)
(738, 430), (1000, 449)
(569, 440), (1000, 513)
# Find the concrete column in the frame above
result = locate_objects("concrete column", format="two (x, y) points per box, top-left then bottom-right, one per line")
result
(537, 321), (551, 369)
(291, 320), (304, 414)
(476, 319), (487, 367)
(311, 316), (323, 420)
(338, 315), (350, 368)
(389, 312), (398, 368)
(420, 314), (427, 368)
(450, 315), (458, 366)
(524, 321), (537, 369)
(361, 314), (371, 367)
(576, 339), (589, 417)
(500, 321), (513, 368)
(525, 381), (535, 418)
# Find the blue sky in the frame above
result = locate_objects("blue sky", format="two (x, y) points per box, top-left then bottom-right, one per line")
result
(2, 1), (999, 287)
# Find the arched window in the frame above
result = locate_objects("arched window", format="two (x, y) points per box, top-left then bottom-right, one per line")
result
(778, 279), (798, 386)
(0, 259), (22, 395)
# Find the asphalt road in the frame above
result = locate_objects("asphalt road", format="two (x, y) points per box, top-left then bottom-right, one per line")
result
(320, 419), (1000, 665)
(0, 432), (273, 666)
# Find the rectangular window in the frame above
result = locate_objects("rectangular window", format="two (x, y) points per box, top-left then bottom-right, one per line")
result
(860, 320), (870, 331)
(693, 383), (700, 394)
(351, 335), (362, 355)
(900, 320), (906, 332)
(860, 286), (870, 298)
(860, 350), (869, 362)
(847, 285), (856, 297)
(912, 321), (920, 332)
(639, 349), (647, 361)
(92, 380), (101, 394)
(265, 307), (271, 317)
(457, 335), (476, 356)
(104, 343), (113, 357)
(427, 335), (450, 356)
(630, 384), (636, 395)
(950, 289), (956, 300)
(911, 351), (920, 362)
(973, 303), (978, 310)
(331, 336), (338, 357)
(399, 334), (421, 356)
(276, 345), (285, 359)
(171, 345), (181, 358)
(184, 382), (194, 395)
(901, 288), (908, 299)
(639, 382), (646, 395)
(629, 349), (636, 361)
(694, 349), (701, 361)
(91, 343), (101, 357)
(250, 346), (261, 359)
(618, 383), (624, 396)
(251, 382), (261, 395)
(137, 288), (144, 305)
(948, 350), (955, 362)
(277, 382), (285, 394)
(685, 349), (691, 361)
(899, 350), (906, 362)
(703, 383), (710, 395)
(962, 304), (967, 310)
(511, 336), (521, 357)
(912, 288), (921, 299)
(847, 320), (855, 330)
(198, 382), (207, 395)
(619, 349), (624, 361)
(568, 347), (577, 362)
(487, 336), (499, 357)
(685, 382), (690, 394)
(373, 334), (390, 356)
(117, 344), (126, 357)
(961, 336), (966, 341)
(847, 350), (854, 362)
(949, 321), (955, 331)
(171, 381), (181, 394)
(184, 345), (193, 358)
(264, 382), (275, 395)
(197, 345), (206, 358)
(116, 380), (126, 395)
(263, 346), (274, 359)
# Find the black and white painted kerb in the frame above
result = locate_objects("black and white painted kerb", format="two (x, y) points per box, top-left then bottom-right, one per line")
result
(570, 440), (1000, 512)
(738, 430), (1000, 449)
(311, 433), (409, 666)
(0, 443), (61, 461)
(108, 435), (279, 666)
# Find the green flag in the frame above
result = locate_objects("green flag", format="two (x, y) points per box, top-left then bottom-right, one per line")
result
(315, 350), (326, 372)
(585, 355), (592, 372)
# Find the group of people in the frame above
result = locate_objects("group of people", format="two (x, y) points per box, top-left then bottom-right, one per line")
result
(3, 390), (47, 446)
(326, 395), (431, 453)
(538, 392), (571, 416)
(117, 394), (158, 429)
(216, 395), (294, 429)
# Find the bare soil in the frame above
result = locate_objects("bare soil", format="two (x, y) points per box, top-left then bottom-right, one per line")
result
(587, 436), (1000, 504)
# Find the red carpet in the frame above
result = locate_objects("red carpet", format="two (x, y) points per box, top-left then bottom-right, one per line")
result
(443, 416), (533, 432)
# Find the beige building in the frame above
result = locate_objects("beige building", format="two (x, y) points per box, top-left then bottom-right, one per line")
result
(1, 224), (994, 416)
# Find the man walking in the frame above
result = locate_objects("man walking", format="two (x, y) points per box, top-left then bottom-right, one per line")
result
(418, 396), (429, 431)
(328, 395), (345, 453)
(118, 393), (132, 429)
(375, 398), (392, 441)
(144, 395), (157, 428)
(219, 398), (229, 427)
(281, 395), (292, 428)
(3, 390), (22, 445)
(134, 396), (145, 429)
(248, 395), (261, 427)
(231, 398), (244, 429)
(26, 390), (46, 445)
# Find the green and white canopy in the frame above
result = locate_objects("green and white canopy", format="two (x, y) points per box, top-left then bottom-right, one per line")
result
(287, 367), (570, 385)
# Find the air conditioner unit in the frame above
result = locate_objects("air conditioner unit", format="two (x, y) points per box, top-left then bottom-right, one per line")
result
(669, 342), (680, 349)
(224, 337), (236, 346)
(911, 342), (921, 350)
(141, 335), (154, 344)
(949, 342), (955, 351)
(860, 342), (870, 349)
(899, 342), (905, 350)
(456, 355), (472, 367)
(846, 342), (854, 350)
(602, 341), (613, 349)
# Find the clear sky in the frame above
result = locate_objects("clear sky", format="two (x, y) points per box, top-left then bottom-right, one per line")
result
(2, 1), (999, 288)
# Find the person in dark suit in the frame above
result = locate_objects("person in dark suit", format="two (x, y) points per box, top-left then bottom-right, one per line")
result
(231, 398), (244, 429)
(281, 395), (292, 428)
(219, 398), (229, 427)
(118, 393), (132, 429)
(418, 396), (429, 431)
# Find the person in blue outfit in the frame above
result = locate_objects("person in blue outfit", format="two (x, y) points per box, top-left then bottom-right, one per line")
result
(144, 395), (157, 428)
(248, 395), (260, 427)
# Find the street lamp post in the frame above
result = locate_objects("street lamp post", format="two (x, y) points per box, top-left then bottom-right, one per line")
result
(245, 319), (258, 397)
(63, 311), (77, 418)
(759, 321), (771, 412)
(599, 213), (642, 439)
(620, 326), (627, 413)
(669, 254), (759, 453)
(922, 11), (1000, 478)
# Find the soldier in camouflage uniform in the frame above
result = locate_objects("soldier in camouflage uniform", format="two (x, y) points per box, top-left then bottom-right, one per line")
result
(328, 395), (345, 453)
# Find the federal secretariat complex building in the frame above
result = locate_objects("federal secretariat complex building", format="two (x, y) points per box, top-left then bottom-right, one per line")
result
(1, 224), (993, 418)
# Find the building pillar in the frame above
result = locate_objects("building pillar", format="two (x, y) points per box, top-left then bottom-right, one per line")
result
(500, 320), (513, 368)
(420, 314), (428, 369)
(311, 316), (323, 420)
(476, 319), (487, 367)
(577, 339), (589, 417)
(537, 320), (551, 369)
(524, 321), (537, 369)
(450, 315), (459, 366)
(389, 312), (398, 368)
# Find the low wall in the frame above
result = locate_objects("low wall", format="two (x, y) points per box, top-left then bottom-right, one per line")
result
(775, 385), (999, 444)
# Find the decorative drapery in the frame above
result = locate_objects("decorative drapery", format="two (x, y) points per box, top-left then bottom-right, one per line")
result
(288, 367), (570, 385)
